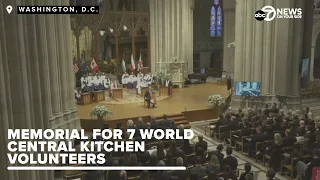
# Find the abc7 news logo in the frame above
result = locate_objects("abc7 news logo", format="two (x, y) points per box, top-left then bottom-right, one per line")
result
(255, 10), (266, 21)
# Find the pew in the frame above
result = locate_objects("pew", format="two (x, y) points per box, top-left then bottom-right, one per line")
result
(80, 93), (92, 105)
(112, 88), (123, 99)
(93, 90), (105, 102)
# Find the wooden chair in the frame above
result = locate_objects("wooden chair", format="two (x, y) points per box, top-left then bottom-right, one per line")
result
(204, 121), (217, 136)
(230, 130), (241, 147)
(212, 125), (228, 141)
(280, 155), (312, 180)
(256, 140), (273, 162)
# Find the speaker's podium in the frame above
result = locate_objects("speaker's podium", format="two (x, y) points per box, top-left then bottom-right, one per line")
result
(112, 88), (123, 99)
(81, 93), (92, 105)
(93, 91), (105, 102)
(159, 86), (169, 96)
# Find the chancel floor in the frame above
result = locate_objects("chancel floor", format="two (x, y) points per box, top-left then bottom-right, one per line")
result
(191, 120), (290, 180)
(77, 83), (229, 120)
(101, 89), (170, 105)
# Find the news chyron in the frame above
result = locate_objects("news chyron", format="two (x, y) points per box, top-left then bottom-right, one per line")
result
(17, 6), (99, 14)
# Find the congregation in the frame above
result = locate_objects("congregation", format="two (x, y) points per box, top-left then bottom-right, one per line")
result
(212, 104), (320, 180)
(66, 111), (285, 180)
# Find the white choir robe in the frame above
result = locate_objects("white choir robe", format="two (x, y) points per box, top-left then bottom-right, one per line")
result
(137, 73), (144, 78)
(80, 77), (85, 89)
(122, 74), (129, 84)
(94, 76), (100, 86)
(88, 77), (94, 87)
(145, 75), (152, 85)
(136, 79), (146, 95)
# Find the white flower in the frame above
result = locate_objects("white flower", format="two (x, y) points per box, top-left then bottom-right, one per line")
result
(207, 94), (226, 107)
(90, 105), (113, 118)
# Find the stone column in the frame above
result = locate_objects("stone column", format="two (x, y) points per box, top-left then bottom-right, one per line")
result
(222, 9), (235, 76)
(310, 46), (315, 80)
(232, 0), (309, 110)
(149, 0), (193, 73)
(63, 0), (80, 129)
(55, 0), (70, 114)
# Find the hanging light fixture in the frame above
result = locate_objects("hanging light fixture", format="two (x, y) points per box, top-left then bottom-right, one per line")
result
(99, 29), (106, 36)
(109, 28), (114, 33)
(123, 25), (128, 31)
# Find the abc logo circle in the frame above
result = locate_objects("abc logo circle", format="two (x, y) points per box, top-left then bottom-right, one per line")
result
(255, 10), (265, 21)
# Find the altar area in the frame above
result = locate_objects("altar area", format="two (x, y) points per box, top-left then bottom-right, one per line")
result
(100, 88), (171, 105)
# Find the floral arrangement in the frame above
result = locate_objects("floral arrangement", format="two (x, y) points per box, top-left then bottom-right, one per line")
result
(207, 94), (226, 107)
(90, 105), (112, 118)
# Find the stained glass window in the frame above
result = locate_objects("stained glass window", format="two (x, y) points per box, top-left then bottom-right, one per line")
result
(210, 0), (223, 37)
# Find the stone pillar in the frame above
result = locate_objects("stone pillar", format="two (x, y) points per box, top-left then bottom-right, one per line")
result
(0, 0), (79, 178)
(222, 9), (235, 76)
(310, 46), (315, 80)
(232, 0), (309, 110)
(149, 0), (193, 73)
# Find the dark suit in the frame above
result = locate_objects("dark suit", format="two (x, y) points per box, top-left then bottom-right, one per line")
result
(195, 141), (208, 159)
(144, 90), (151, 108)
(298, 126), (306, 136)
(249, 132), (267, 156)
(214, 151), (224, 169)
(190, 165), (207, 179)
(239, 172), (253, 180)
(222, 155), (238, 171)
(172, 170), (188, 180)
(150, 120), (158, 129)
(282, 136), (297, 147)
(153, 171), (172, 180)
(240, 127), (251, 137)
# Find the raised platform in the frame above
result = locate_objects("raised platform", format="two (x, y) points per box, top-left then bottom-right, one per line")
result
(77, 84), (229, 130)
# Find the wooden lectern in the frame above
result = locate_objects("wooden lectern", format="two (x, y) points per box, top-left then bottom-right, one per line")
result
(159, 86), (169, 96)
(80, 93), (92, 105)
(93, 91), (105, 102)
(112, 88), (123, 99)
(141, 87), (149, 97)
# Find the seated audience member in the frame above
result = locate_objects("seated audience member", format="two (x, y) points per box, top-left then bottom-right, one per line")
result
(266, 168), (276, 180)
(195, 135), (208, 161)
(240, 119), (252, 137)
(213, 114), (227, 135)
(282, 129), (297, 147)
(224, 116), (239, 143)
(222, 146), (238, 171)
(206, 154), (220, 174)
(127, 119), (135, 129)
(151, 141), (166, 160)
(268, 133), (283, 170)
(108, 160), (120, 179)
(298, 120), (306, 136)
(245, 173), (254, 180)
(139, 170), (149, 180)
(271, 103), (279, 114)
(248, 125), (267, 157)
(190, 156), (207, 179)
(153, 160), (172, 180)
(150, 116), (158, 129)
(129, 154), (141, 166)
(239, 163), (253, 180)
(214, 144), (224, 168)
(120, 170), (127, 180)
(167, 141), (185, 162)
(296, 150), (320, 180)
(172, 157), (188, 180)
(182, 138), (193, 155)
(221, 165), (238, 180)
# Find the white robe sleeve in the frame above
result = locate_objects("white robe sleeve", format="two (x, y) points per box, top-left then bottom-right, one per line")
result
(122, 74), (128, 84)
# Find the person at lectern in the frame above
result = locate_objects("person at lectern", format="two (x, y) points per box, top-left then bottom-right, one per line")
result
(144, 86), (152, 109)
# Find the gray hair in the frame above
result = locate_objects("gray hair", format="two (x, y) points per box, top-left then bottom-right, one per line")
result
(127, 119), (134, 126)
(179, 124), (184, 130)
(158, 160), (165, 166)
(176, 157), (184, 166)
(138, 117), (143, 122)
